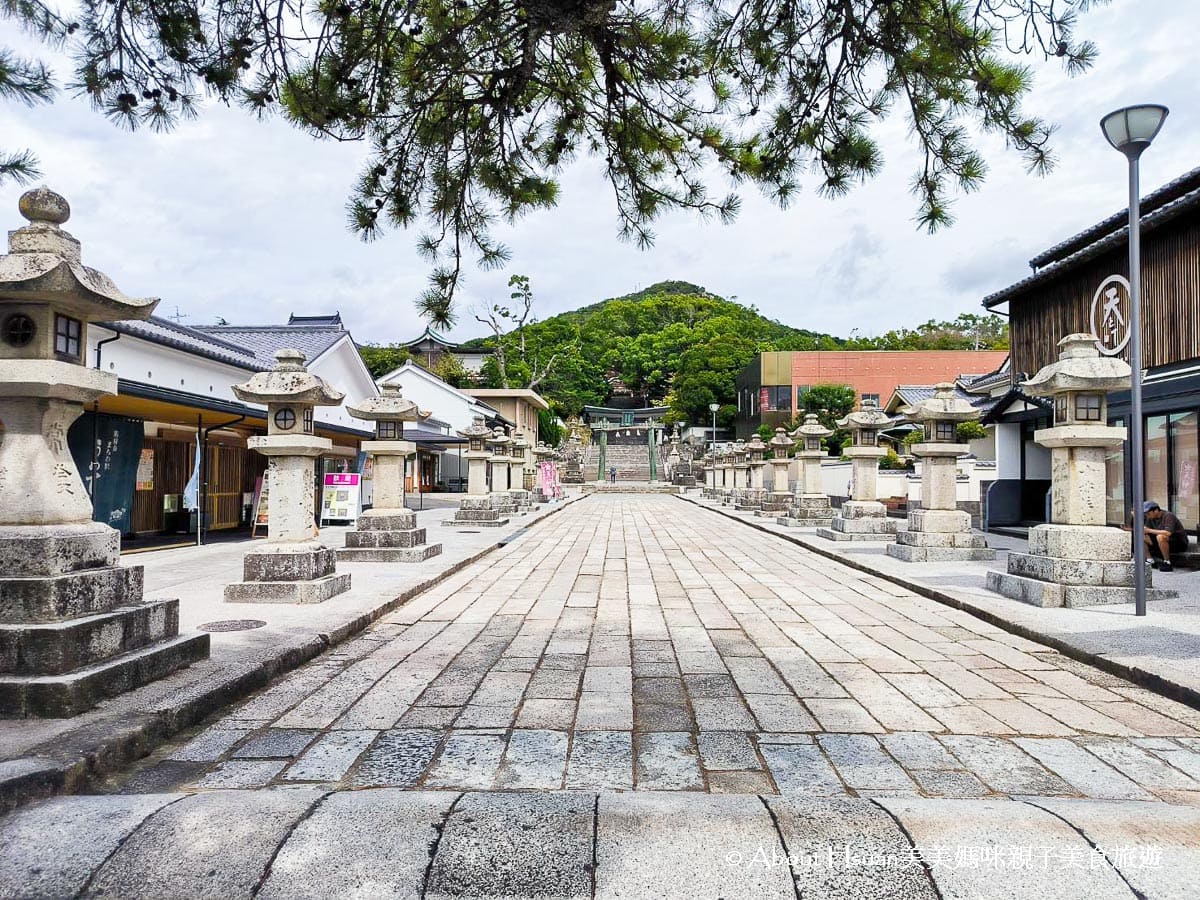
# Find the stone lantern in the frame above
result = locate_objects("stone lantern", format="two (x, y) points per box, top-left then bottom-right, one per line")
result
(779, 413), (834, 527)
(758, 427), (795, 516)
(988, 334), (1173, 606)
(888, 383), (994, 561)
(736, 434), (770, 510)
(560, 434), (585, 485)
(225, 349), (351, 602)
(339, 383), (442, 562)
(508, 430), (533, 512)
(531, 441), (556, 502)
(452, 416), (510, 528)
(0, 188), (208, 716)
(727, 440), (749, 505)
(816, 399), (898, 541)
(487, 427), (517, 513)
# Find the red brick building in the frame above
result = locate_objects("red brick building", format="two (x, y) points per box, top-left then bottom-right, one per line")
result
(734, 350), (1010, 437)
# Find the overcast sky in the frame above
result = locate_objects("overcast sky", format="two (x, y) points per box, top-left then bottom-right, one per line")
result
(2, 1), (1197, 345)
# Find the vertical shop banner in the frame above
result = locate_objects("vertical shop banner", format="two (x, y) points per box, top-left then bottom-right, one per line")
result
(251, 473), (270, 537)
(320, 473), (361, 524)
(67, 412), (144, 534)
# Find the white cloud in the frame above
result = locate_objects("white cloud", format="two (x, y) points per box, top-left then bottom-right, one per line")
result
(2, 1), (1197, 344)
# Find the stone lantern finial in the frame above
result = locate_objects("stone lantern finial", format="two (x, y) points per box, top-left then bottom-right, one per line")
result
(19, 187), (71, 226)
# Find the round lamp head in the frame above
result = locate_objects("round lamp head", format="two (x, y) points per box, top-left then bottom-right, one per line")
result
(1101, 104), (1168, 158)
(708, 402), (720, 413)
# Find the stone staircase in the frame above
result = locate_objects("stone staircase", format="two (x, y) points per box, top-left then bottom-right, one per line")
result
(581, 443), (652, 481)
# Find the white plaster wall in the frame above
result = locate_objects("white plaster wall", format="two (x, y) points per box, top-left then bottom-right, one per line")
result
(308, 336), (378, 431)
(822, 462), (907, 500)
(88, 326), (255, 406)
(994, 422), (1023, 480)
(1025, 440), (1052, 480)
(380, 365), (477, 432)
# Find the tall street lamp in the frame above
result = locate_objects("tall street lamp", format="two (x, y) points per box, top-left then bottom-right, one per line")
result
(1101, 103), (1168, 617)
(709, 402), (720, 456)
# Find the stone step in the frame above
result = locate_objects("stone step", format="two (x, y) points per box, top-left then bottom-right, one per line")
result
(0, 631), (210, 718)
(338, 543), (444, 563)
(225, 572), (352, 604)
(0, 566), (143, 624)
(0, 599), (180, 676)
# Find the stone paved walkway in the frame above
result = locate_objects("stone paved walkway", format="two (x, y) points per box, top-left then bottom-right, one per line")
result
(106, 495), (1200, 802)
(8, 495), (1200, 898)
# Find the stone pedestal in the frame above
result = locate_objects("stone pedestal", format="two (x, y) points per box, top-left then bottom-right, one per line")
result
(986, 334), (1173, 608)
(777, 417), (835, 528)
(340, 436), (442, 563)
(225, 352), (351, 604)
(888, 448), (994, 562)
(0, 189), (208, 717)
(452, 425), (511, 528)
(816, 451), (896, 541)
(757, 456), (793, 516)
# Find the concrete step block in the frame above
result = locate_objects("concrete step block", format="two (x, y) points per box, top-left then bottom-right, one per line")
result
(0, 566), (143, 624)
(0, 631), (210, 717)
(0, 524), (120, 577)
(242, 547), (337, 583)
(1006, 552), (1143, 587)
(986, 570), (1176, 609)
(356, 511), (417, 531)
(224, 572), (351, 604)
(338, 543), (443, 563)
(886, 543), (995, 562)
(344, 528), (428, 549)
(0, 599), (180, 676)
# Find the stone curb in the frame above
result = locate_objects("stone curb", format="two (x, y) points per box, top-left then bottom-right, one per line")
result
(677, 492), (1200, 715)
(0, 496), (584, 814)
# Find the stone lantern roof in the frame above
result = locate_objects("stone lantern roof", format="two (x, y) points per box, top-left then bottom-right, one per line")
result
(792, 412), (833, 440)
(232, 348), (345, 406)
(769, 427), (795, 455)
(458, 415), (493, 441)
(347, 383), (430, 424)
(837, 399), (894, 430)
(0, 188), (157, 320)
(900, 383), (978, 424)
(532, 441), (555, 459)
(745, 435), (768, 455)
(489, 426), (512, 449)
(1022, 333), (1131, 396)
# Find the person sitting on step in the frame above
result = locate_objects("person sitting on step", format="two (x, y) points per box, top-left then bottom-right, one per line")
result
(1135, 501), (1188, 572)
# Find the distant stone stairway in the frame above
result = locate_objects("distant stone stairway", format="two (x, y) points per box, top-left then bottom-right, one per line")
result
(581, 443), (652, 481)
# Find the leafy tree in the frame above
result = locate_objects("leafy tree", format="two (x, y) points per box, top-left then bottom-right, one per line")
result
(431, 351), (468, 387)
(796, 383), (856, 455)
(845, 313), (1009, 350)
(357, 342), (412, 378)
(3, 1), (1101, 314)
(0, 40), (55, 183)
(537, 408), (563, 446)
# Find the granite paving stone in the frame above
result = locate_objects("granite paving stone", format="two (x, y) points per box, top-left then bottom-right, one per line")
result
(427, 792), (595, 900)
(282, 730), (378, 782)
(635, 732), (704, 790)
(257, 790), (455, 900)
(351, 729), (442, 787)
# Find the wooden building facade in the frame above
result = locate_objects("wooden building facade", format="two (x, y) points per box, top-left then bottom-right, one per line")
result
(983, 167), (1200, 530)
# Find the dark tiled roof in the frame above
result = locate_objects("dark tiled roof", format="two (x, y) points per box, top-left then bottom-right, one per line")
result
(983, 172), (1200, 309)
(893, 383), (996, 411)
(1029, 166), (1200, 270)
(195, 324), (346, 367)
(102, 316), (260, 369)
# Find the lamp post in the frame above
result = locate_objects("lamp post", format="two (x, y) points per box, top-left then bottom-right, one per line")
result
(709, 402), (719, 456)
(1101, 103), (1168, 617)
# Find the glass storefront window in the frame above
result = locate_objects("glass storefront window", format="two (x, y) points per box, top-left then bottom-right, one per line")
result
(1105, 417), (1125, 526)
(1170, 412), (1198, 530)
(1146, 415), (1169, 511)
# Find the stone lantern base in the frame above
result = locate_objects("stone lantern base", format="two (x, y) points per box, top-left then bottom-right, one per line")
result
(887, 509), (995, 562)
(777, 495), (834, 527)
(339, 510), (442, 563)
(816, 501), (898, 541)
(224, 542), (351, 604)
(0, 523), (210, 717)
(735, 488), (767, 512)
(508, 489), (534, 512)
(756, 491), (793, 516)
(986, 524), (1176, 608)
(452, 496), (511, 528)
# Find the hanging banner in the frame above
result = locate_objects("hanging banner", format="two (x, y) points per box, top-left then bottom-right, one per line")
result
(67, 412), (143, 534)
(251, 472), (270, 537)
(320, 472), (362, 524)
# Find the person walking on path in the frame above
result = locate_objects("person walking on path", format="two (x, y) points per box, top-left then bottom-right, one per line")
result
(608, 465), (617, 484)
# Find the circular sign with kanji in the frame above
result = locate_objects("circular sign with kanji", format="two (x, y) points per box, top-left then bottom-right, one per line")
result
(1091, 274), (1133, 356)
